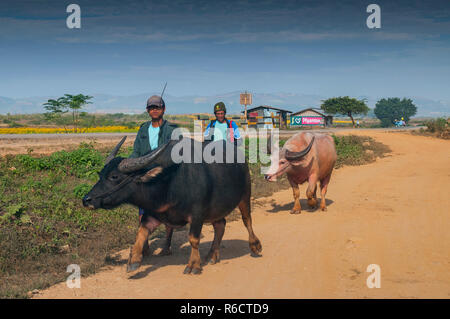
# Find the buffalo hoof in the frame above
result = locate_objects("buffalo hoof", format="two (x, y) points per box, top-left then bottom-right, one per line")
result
(157, 247), (172, 256)
(321, 206), (327, 211)
(183, 266), (192, 274)
(203, 251), (220, 265)
(209, 258), (219, 265)
(183, 266), (202, 274)
(290, 209), (301, 214)
(126, 263), (140, 273)
(192, 268), (202, 275)
(307, 199), (317, 208)
(249, 239), (262, 256)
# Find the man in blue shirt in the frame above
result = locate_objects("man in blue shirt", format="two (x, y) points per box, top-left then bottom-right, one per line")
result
(129, 95), (177, 158)
(204, 102), (241, 144)
(131, 95), (177, 256)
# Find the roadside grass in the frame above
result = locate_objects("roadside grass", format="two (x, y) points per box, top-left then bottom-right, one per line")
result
(332, 135), (391, 168)
(411, 118), (449, 139)
(0, 134), (390, 298)
(0, 142), (150, 298)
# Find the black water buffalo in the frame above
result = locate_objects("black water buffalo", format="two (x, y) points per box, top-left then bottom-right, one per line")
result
(82, 136), (262, 274)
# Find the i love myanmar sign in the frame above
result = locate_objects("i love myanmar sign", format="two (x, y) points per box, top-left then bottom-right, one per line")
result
(290, 116), (324, 126)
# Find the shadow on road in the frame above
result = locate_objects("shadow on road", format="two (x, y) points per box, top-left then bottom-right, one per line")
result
(267, 198), (334, 213)
(116, 230), (255, 279)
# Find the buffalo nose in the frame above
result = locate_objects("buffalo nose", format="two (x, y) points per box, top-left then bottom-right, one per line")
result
(82, 195), (92, 207)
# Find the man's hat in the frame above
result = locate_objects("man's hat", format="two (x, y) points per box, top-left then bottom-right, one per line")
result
(146, 95), (165, 109)
(214, 101), (226, 113)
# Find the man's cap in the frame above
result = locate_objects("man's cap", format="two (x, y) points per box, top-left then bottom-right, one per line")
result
(214, 101), (226, 113)
(146, 95), (165, 108)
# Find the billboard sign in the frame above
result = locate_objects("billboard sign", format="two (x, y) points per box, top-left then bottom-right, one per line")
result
(290, 116), (324, 126)
(240, 93), (252, 105)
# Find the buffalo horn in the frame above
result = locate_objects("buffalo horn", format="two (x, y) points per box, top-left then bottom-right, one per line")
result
(118, 141), (171, 173)
(105, 136), (127, 165)
(285, 136), (315, 161)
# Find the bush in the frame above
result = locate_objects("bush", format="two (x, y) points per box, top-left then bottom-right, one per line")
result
(425, 118), (447, 133)
(8, 121), (23, 128)
(16, 142), (104, 178)
(332, 135), (391, 168)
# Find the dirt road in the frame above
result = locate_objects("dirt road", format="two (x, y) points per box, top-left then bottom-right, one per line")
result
(34, 130), (449, 298)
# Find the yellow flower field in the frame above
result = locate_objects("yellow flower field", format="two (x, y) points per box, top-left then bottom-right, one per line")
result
(0, 126), (139, 134)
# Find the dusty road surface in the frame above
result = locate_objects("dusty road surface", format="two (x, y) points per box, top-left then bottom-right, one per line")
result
(33, 130), (449, 298)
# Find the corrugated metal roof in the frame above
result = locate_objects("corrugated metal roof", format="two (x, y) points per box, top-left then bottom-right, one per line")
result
(243, 105), (293, 113)
(291, 108), (330, 117)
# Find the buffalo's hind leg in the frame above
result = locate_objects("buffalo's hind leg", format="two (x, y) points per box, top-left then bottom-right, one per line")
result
(184, 219), (203, 275)
(238, 197), (262, 256)
(157, 225), (173, 256)
(306, 174), (318, 209)
(319, 174), (331, 211)
(204, 218), (226, 265)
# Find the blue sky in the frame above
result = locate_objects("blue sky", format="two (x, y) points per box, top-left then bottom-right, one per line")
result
(1, 0), (449, 100)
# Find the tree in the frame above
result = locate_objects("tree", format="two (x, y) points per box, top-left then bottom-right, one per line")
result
(43, 94), (93, 132)
(374, 98), (417, 127)
(43, 97), (69, 133)
(60, 94), (93, 133)
(320, 96), (369, 127)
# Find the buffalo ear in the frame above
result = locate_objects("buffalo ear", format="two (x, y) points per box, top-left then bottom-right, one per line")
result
(140, 166), (163, 183)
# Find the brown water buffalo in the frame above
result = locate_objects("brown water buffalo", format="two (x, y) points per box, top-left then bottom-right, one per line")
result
(265, 132), (337, 213)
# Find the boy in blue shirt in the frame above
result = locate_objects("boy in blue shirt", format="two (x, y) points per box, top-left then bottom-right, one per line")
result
(204, 102), (241, 144)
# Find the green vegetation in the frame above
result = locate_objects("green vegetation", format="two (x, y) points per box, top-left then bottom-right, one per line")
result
(425, 118), (448, 134)
(332, 135), (390, 168)
(412, 117), (449, 139)
(0, 142), (143, 298)
(320, 96), (370, 127)
(374, 98), (417, 127)
(0, 135), (390, 298)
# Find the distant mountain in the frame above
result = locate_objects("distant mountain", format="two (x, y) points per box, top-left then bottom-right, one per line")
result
(0, 92), (449, 117)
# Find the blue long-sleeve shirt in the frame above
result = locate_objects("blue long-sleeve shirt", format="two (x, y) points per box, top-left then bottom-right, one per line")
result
(204, 119), (241, 142)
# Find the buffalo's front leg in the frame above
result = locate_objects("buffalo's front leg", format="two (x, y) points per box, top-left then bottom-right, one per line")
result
(127, 216), (161, 272)
(289, 178), (301, 214)
(319, 174), (331, 211)
(138, 215), (150, 257)
(184, 220), (203, 275)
